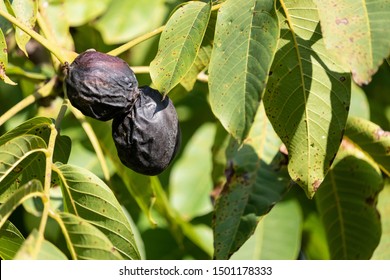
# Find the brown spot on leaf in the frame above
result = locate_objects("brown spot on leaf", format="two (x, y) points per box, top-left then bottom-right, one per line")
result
(312, 180), (322, 192)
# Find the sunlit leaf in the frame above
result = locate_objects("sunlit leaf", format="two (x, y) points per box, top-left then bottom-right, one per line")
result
(0, 135), (47, 184)
(58, 212), (123, 260)
(0, 220), (25, 259)
(314, 0), (390, 85)
(12, 0), (38, 57)
(264, 0), (351, 198)
(213, 103), (291, 260)
(209, 0), (279, 142)
(231, 199), (302, 260)
(150, 1), (211, 95)
(349, 83), (370, 120)
(345, 116), (390, 176)
(55, 162), (140, 259)
(0, 179), (43, 229)
(14, 229), (67, 260)
(316, 142), (383, 259)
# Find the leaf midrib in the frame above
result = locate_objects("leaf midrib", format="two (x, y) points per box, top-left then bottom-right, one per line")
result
(280, 0), (311, 185)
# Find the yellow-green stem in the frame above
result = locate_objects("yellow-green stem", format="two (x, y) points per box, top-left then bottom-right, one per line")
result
(108, 3), (223, 57)
(34, 123), (57, 256)
(49, 211), (77, 259)
(108, 25), (165, 57)
(0, 9), (74, 64)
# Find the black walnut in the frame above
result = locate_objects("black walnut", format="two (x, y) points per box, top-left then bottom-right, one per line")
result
(65, 50), (138, 121)
(112, 86), (180, 175)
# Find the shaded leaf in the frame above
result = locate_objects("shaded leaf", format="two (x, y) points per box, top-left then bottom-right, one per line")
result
(213, 103), (291, 260)
(0, 220), (25, 259)
(209, 0), (279, 142)
(372, 180), (390, 259)
(231, 199), (302, 260)
(314, 0), (390, 85)
(14, 229), (67, 260)
(55, 162), (140, 260)
(12, 0), (38, 57)
(264, 0), (351, 198)
(316, 142), (383, 259)
(150, 1), (211, 95)
(0, 135), (47, 184)
(94, 0), (167, 44)
(345, 116), (390, 176)
(301, 211), (330, 259)
(0, 179), (43, 229)
(57, 212), (123, 260)
(170, 123), (215, 220)
(0, 28), (16, 85)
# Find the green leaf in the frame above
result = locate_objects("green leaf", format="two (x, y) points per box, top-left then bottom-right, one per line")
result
(180, 10), (217, 91)
(0, 117), (69, 203)
(209, 0), (279, 142)
(170, 123), (215, 220)
(58, 212), (123, 260)
(94, 0), (167, 44)
(150, 1), (211, 95)
(372, 179), (390, 259)
(12, 0), (38, 57)
(316, 143), (383, 259)
(0, 28), (17, 85)
(263, 0), (351, 198)
(314, 0), (390, 85)
(349, 83), (370, 120)
(0, 117), (52, 146)
(39, 1), (74, 50)
(14, 229), (67, 260)
(64, 0), (111, 27)
(0, 179), (43, 229)
(0, 220), (25, 259)
(55, 163), (140, 260)
(345, 116), (390, 176)
(213, 103), (291, 260)
(231, 199), (302, 260)
(0, 135), (47, 184)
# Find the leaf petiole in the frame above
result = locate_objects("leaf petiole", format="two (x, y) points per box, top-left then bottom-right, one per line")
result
(0, 9), (76, 64)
